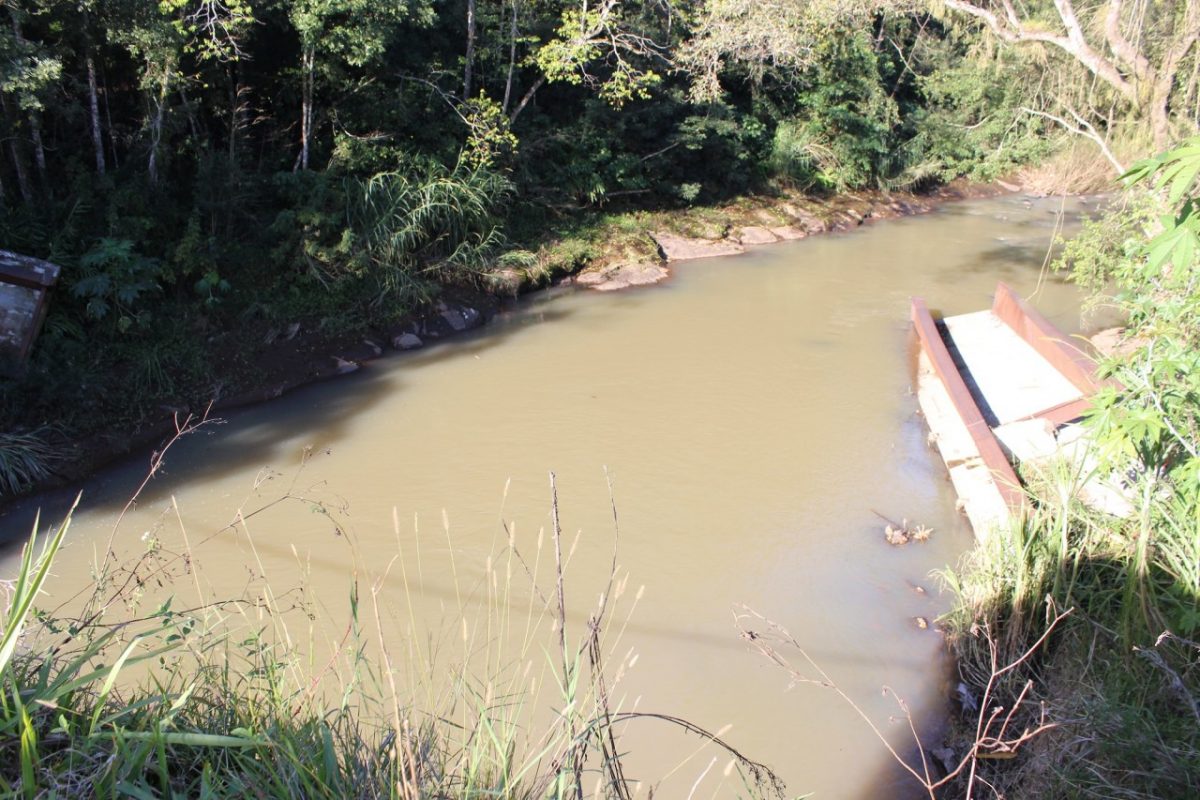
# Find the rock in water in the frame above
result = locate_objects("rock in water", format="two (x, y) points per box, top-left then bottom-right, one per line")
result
(441, 310), (468, 332)
(393, 333), (424, 351)
(332, 356), (359, 374)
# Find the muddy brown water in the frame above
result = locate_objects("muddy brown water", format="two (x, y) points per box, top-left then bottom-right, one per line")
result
(2, 195), (1106, 797)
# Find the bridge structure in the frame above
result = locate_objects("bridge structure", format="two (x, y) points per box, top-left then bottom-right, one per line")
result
(911, 282), (1126, 540)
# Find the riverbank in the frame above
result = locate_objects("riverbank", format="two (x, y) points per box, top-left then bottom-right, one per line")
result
(929, 153), (1200, 798)
(3, 180), (1014, 505)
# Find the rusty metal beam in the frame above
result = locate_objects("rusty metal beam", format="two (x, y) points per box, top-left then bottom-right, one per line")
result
(992, 282), (1104, 394)
(911, 297), (1027, 511)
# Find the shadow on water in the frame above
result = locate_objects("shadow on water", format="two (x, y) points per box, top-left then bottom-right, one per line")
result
(0, 300), (581, 550)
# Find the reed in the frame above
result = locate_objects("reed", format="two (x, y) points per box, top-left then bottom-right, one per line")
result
(0, 429), (57, 498)
(346, 158), (513, 302)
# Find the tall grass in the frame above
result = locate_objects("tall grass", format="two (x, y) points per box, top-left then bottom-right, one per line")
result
(346, 158), (513, 302)
(0, 429), (57, 498)
(0, 471), (783, 798)
(937, 451), (1200, 797)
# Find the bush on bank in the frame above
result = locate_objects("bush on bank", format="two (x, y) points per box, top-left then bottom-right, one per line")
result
(939, 139), (1200, 798)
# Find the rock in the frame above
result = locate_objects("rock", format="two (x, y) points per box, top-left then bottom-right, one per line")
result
(441, 309), (468, 332)
(954, 682), (979, 713)
(736, 226), (779, 246)
(769, 226), (807, 241)
(780, 205), (827, 233)
(650, 231), (743, 262)
(487, 267), (524, 296)
(339, 340), (383, 363)
(284, 322), (301, 341)
(332, 356), (359, 374)
(574, 268), (609, 286)
(593, 263), (669, 291)
(393, 333), (423, 350)
(577, 262), (670, 291)
(1090, 327), (1131, 357)
(460, 307), (482, 329)
(929, 746), (957, 774)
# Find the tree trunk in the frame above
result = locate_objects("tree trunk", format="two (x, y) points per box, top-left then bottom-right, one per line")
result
(503, 0), (519, 113)
(1, 96), (34, 203)
(299, 43), (314, 170)
(102, 65), (119, 169)
(148, 69), (169, 185)
(28, 113), (45, 182)
(464, 0), (477, 99)
(509, 75), (545, 125)
(179, 86), (202, 141)
(9, 14), (45, 182)
(7, 141), (31, 203)
(86, 52), (106, 175)
(229, 64), (240, 165)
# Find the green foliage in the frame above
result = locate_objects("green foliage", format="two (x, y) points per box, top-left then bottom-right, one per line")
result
(346, 158), (513, 301)
(1075, 138), (1200, 505)
(0, 428), (56, 497)
(533, 2), (664, 107)
(913, 41), (1054, 182)
(462, 93), (519, 169)
(71, 239), (164, 332)
(790, 30), (899, 191)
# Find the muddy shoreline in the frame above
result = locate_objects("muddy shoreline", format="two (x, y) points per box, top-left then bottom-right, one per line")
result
(9, 180), (1014, 506)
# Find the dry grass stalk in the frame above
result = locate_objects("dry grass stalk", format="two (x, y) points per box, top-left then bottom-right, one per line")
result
(735, 603), (1072, 799)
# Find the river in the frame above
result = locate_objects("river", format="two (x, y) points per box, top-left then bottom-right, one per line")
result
(1, 194), (1102, 798)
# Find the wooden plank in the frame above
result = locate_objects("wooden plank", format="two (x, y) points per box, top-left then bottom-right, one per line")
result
(992, 282), (1101, 394)
(911, 297), (1026, 512)
(0, 250), (60, 289)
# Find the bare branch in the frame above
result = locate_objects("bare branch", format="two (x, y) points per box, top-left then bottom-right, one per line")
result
(1020, 106), (1126, 173)
(942, 0), (1137, 104)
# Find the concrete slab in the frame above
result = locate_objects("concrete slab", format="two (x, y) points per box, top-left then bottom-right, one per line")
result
(944, 310), (1083, 425)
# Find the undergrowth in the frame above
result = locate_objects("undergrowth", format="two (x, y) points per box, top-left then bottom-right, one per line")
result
(936, 138), (1200, 799)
